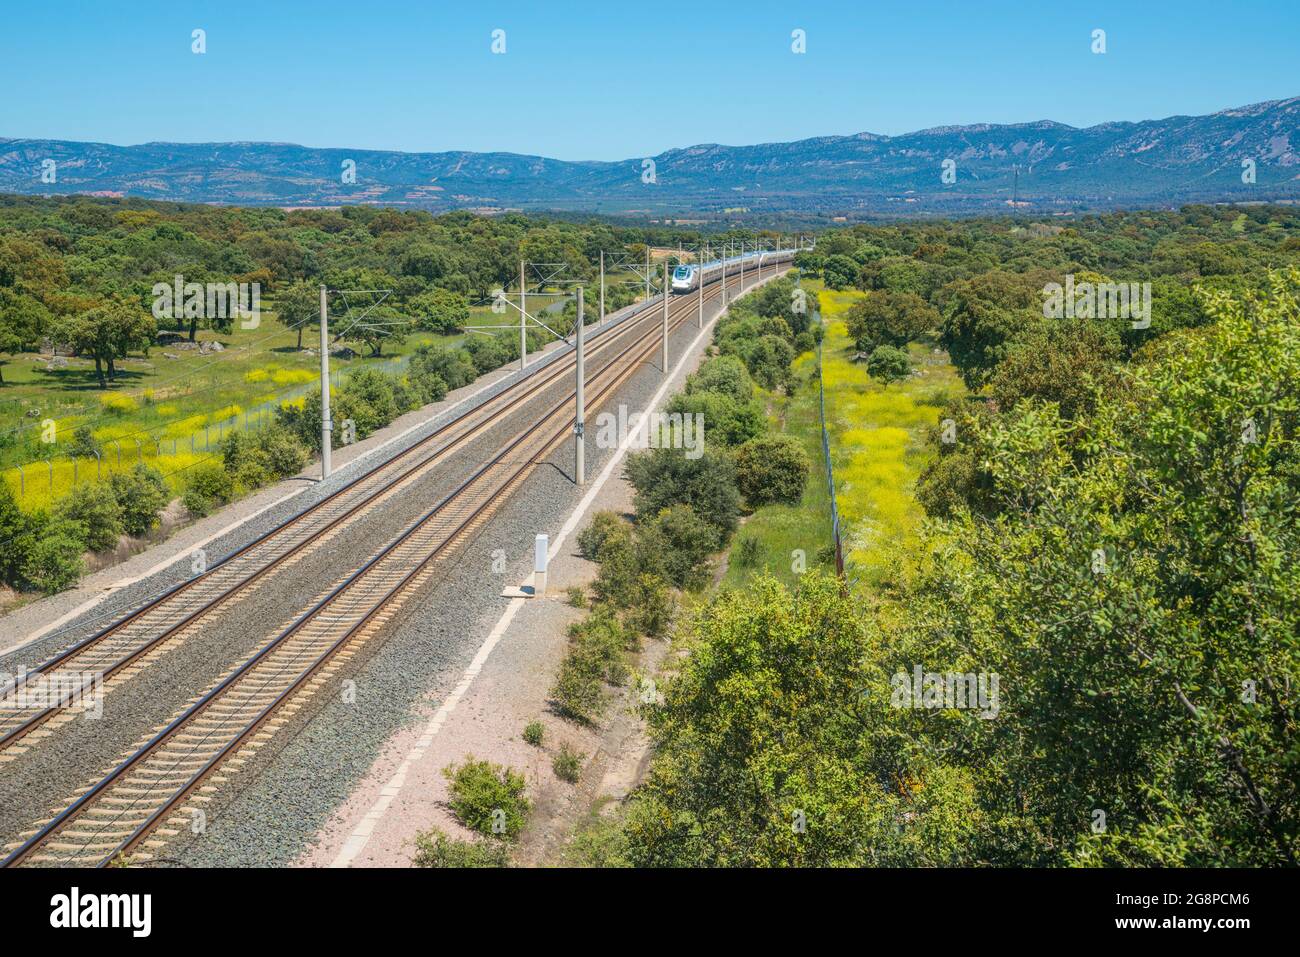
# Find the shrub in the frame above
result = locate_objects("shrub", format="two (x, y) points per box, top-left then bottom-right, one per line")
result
(108, 464), (169, 536)
(644, 504), (718, 590)
(335, 367), (402, 437)
(56, 482), (123, 551)
(565, 585), (587, 608)
(256, 425), (308, 477)
(462, 335), (509, 376)
(686, 355), (753, 403)
(410, 343), (477, 392)
(23, 516), (86, 593)
(408, 369), (448, 406)
(183, 462), (235, 517)
(734, 536), (761, 568)
(442, 758), (530, 841)
(552, 743), (584, 784)
(866, 344), (912, 384)
(734, 434), (812, 507)
(222, 425), (307, 486)
(412, 828), (509, 868)
(0, 483), (39, 585)
(550, 652), (606, 724)
(68, 425), (98, 459)
(625, 448), (741, 543)
(523, 721), (545, 747)
(590, 523), (664, 610)
(550, 608), (632, 723)
(623, 573), (673, 638)
(664, 390), (765, 448)
(576, 510), (624, 561)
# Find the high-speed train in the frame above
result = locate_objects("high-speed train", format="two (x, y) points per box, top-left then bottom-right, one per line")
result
(669, 247), (797, 294)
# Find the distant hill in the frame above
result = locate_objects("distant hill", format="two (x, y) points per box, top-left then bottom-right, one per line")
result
(2, 96), (1297, 217)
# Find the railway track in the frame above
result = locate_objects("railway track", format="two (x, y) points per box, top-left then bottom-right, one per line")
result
(0, 262), (786, 867)
(0, 262), (775, 759)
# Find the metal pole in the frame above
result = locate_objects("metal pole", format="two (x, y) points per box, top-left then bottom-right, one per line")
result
(661, 262), (669, 374)
(519, 260), (527, 371)
(319, 284), (332, 479)
(575, 286), (585, 486)
(698, 247), (704, 328)
(722, 241), (728, 305)
(599, 251), (605, 326)
(740, 238), (745, 291)
(645, 245), (650, 301)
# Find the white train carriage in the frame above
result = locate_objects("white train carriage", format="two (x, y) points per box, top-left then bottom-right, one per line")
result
(668, 247), (795, 294)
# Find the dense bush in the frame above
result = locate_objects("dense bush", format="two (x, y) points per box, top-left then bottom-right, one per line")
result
(734, 434), (811, 507)
(550, 607), (634, 723)
(0, 484), (37, 585)
(576, 510), (624, 561)
(663, 390), (765, 448)
(108, 464), (169, 536)
(412, 828), (509, 868)
(641, 504), (718, 590)
(23, 516), (86, 593)
(865, 344), (912, 384)
(685, 355), (753, 404)
(442, 758), (530, 841)
(410, 342), (477, 393)
(222, 424), (307, 491)
(57, 482), (123, 551)
(625, 448), (740, 543)
(183, 461), (235, 517)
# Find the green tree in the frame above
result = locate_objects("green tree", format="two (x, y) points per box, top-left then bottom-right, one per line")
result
(0, 288), (50, 383)
(51, 298), (156, 388)
(625, 448), (741, 542)
(866, 344), (911, 384)
(275, 280), (320, 351)
(410, 288), (469, 335)
(821, 254), (859, 291)
(108, 464), (170, 536)
(57, 482), (124, 552)
(846, 290), (938, 354)
(734, 434), (811, 507)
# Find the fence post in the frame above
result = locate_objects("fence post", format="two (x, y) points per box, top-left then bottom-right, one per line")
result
(94, 450), (101, 480)
(16, 464), (23, 495)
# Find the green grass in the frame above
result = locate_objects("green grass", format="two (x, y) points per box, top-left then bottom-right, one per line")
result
(722, 281), (965, 594)
(0, 304), (459, 510)
(721, 338), (832, 590)
(813, 284), (964, 590)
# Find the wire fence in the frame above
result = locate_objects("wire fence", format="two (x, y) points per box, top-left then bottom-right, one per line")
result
(814, 309), (846, 580)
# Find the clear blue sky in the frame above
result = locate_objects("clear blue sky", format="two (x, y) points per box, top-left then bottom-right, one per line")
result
(1, 0), (1295, 161)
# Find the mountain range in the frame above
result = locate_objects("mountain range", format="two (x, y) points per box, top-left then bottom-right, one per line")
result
(2, 96), (1296, 218)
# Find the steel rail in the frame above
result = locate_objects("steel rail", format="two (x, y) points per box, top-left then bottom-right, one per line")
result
(0, 262), (784, 753)
(2, 262), (784, 868)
